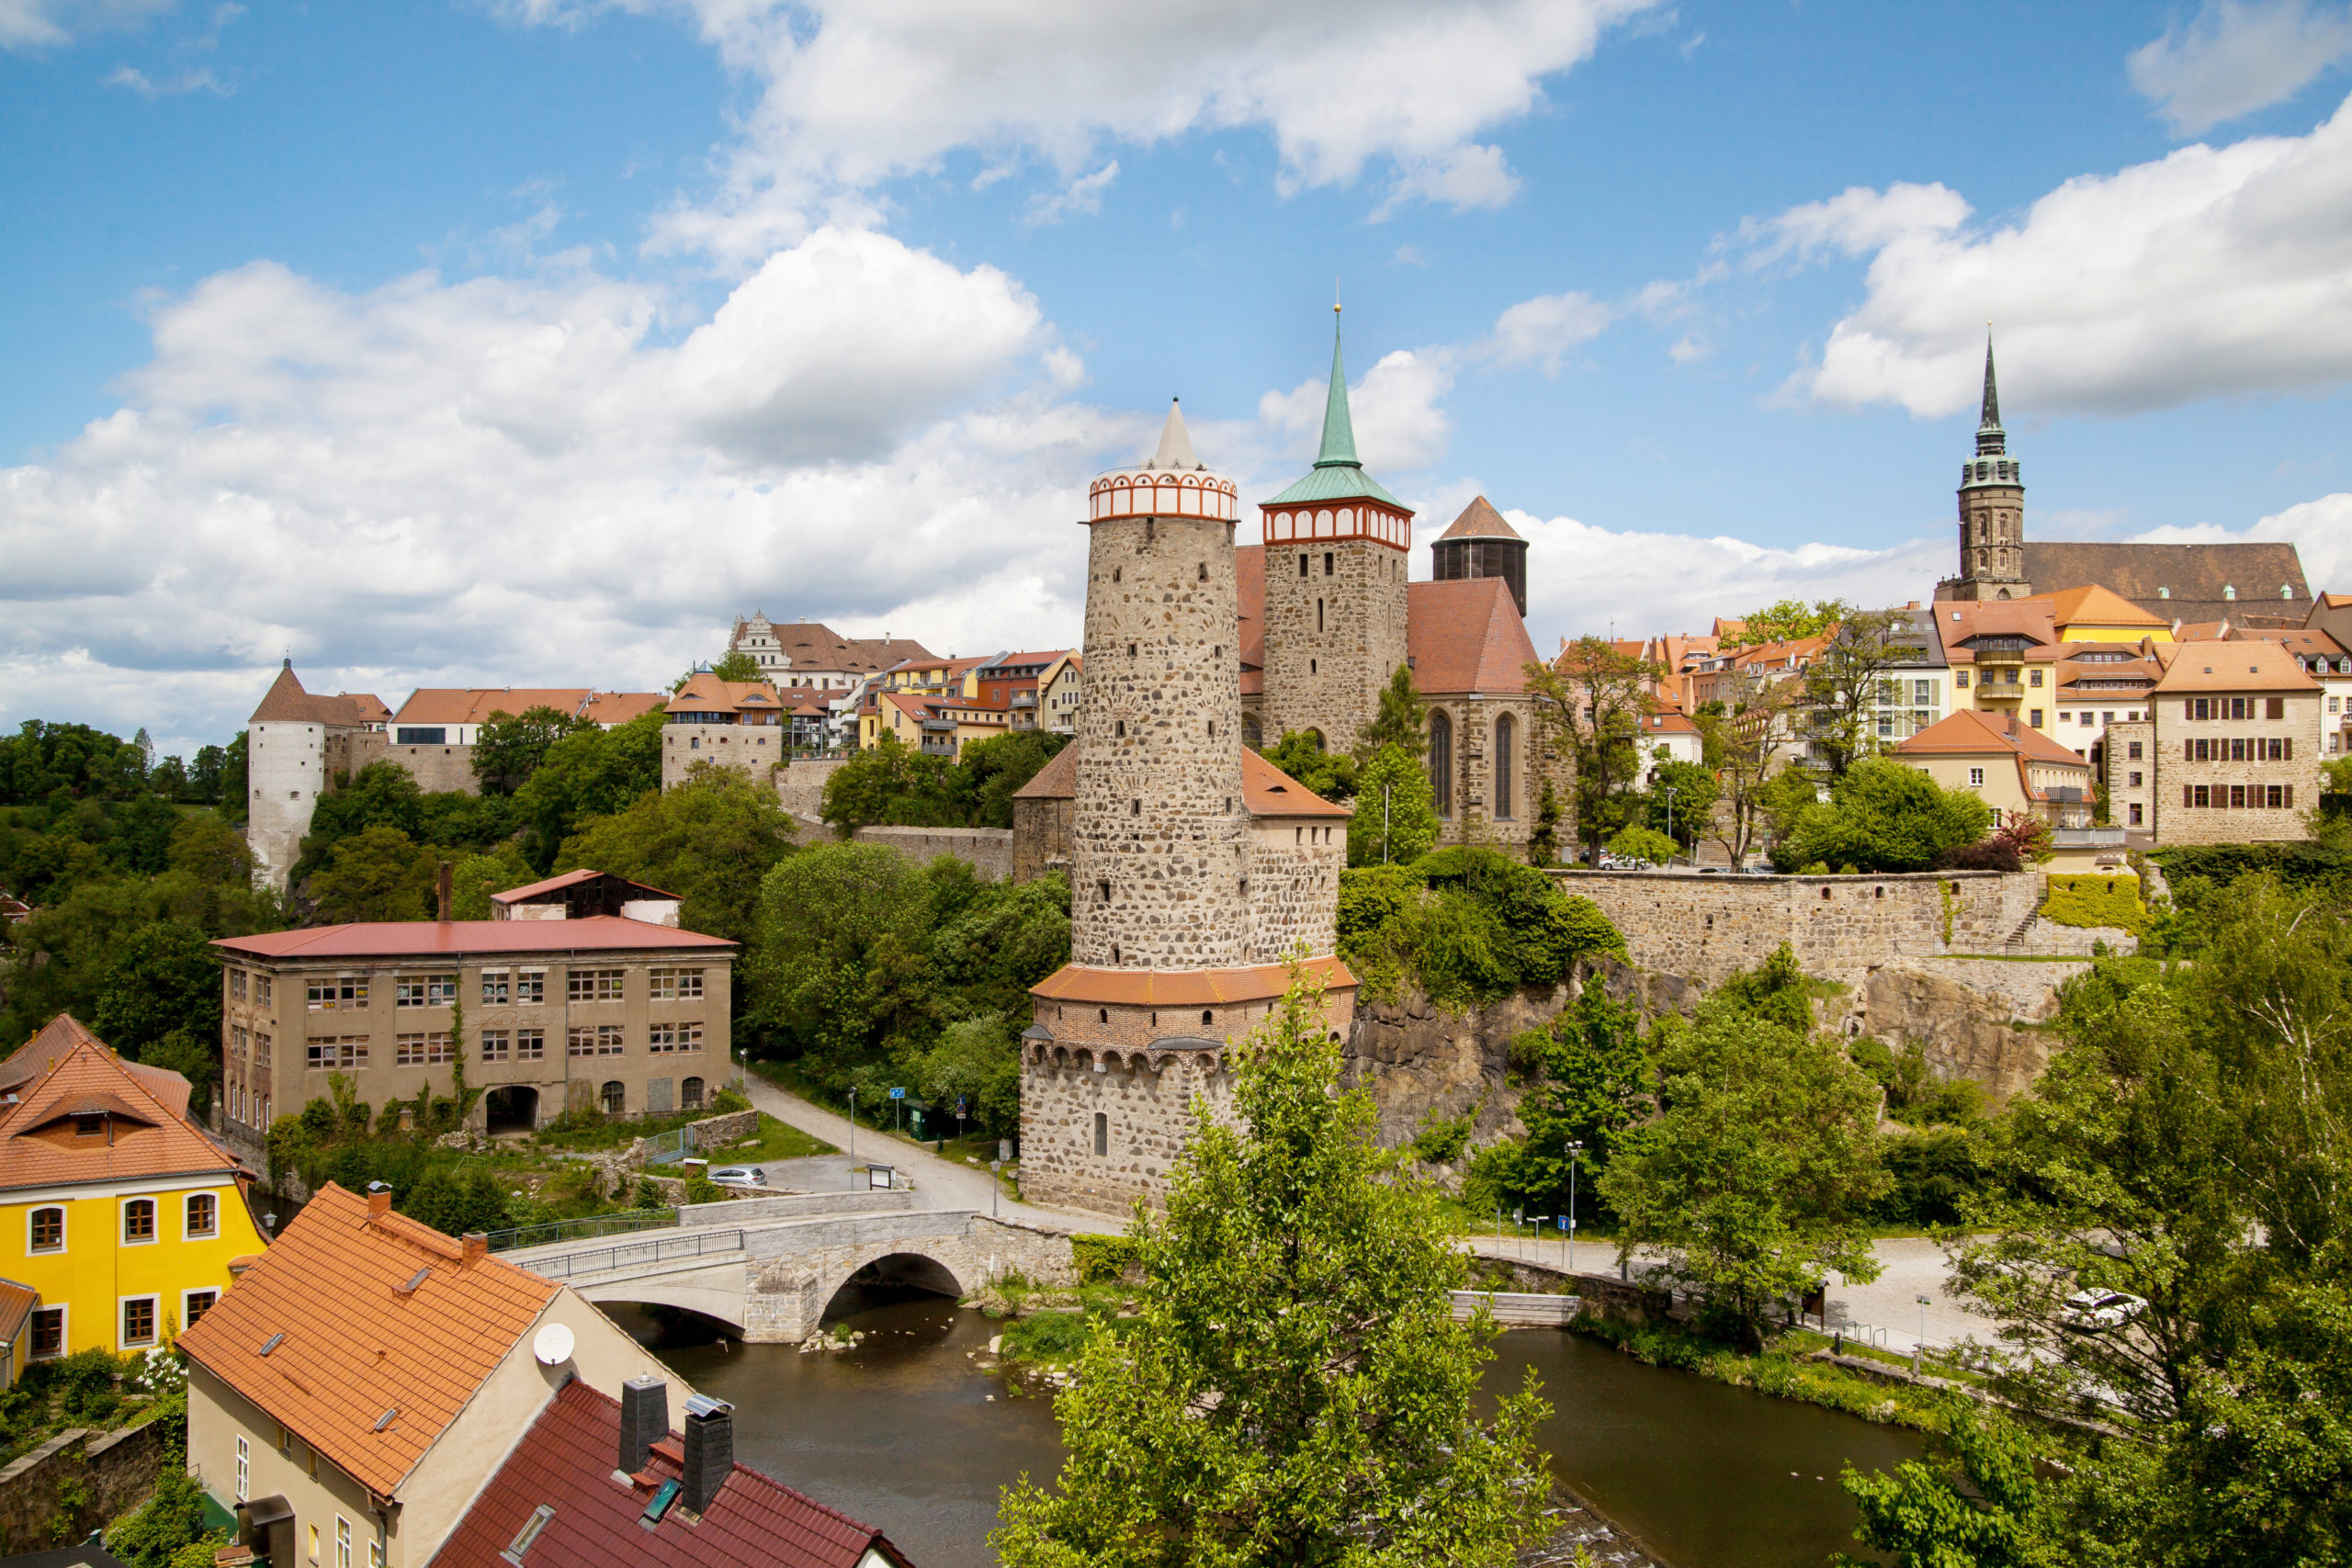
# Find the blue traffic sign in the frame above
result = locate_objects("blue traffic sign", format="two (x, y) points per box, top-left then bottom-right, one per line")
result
(888, 1087), (906, 1100)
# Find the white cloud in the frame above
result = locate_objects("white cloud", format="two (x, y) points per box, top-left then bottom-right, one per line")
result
(1023, 160), (1119, 226)
(1780, 90), (2352, 416)
(540, 0), (1658, 262)
(0, 0), (166, 51)
(103, 62), (225, 96)
(1256, 348), (1456, 475)
(2128, 491), (2352, 592)
(2129, 0), (2352, 136)
(1482, 290), (1614, 373)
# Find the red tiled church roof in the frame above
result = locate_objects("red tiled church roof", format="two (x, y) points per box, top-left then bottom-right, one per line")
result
(1407, 579), (1539, 694)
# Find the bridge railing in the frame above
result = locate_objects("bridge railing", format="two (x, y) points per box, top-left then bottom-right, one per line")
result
(518, 1228), (748, 1281)
(484, 1208), (680, 1254)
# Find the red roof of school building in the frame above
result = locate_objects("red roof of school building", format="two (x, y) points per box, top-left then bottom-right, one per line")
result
(211, 917), (734, 962)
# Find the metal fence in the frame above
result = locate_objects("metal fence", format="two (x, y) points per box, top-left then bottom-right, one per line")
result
(642, 1124), (698, 1167)
(483, 1208), (680, 1253)
(518, 1228), (748, 1281)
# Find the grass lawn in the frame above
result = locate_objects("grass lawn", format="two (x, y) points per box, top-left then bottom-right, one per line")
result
(697, 1112), (835, 1163)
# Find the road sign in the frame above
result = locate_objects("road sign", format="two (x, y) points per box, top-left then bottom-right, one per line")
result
(888, 1087), (905, 1100)
(955, 1096), (967, 1117)
(1557, 1215), (1569, 1231)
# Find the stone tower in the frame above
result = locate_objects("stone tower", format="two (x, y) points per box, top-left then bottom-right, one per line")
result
(1430, 495), (1529, 616)
(1022, 401), (1358, 1215)
(1935, 335), (2031, 603)
(1259, 310), (1413, 752)
(1067, 400), (1250, 971)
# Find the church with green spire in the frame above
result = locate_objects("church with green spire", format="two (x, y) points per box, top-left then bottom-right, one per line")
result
(1936, 335), (2033, 603)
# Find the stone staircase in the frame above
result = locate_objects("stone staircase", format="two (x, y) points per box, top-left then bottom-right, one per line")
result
(2001, 909), (2043, 954)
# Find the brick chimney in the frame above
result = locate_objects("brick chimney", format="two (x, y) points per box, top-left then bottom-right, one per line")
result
(681, 1394), (734, 1515)
(367, 1181), (392, 1219)
(460, 1231), (487, 1264)
(617, 1375), (667, 1477)
(436, 860), (454, 922)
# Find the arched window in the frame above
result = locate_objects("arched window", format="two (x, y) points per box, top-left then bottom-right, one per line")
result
(600, 1081), (626, 1116)
(184, 1193), (218, 1239)
(28, 1207), (62, 1253)
(681, 1077), (706, 1111)
(123, 1199), (156, 1245)
(1495, 714), (1516, 820)
(1201, 1010), (1214, 1026)
(1093, 1112), (1108, 1156)
(1429, 711), (1453, 817)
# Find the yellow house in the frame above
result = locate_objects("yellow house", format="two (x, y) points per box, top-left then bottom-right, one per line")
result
(1894, 708), (2129, 872)
(2044, 584), (2174, 644)
(0, 1016), (266, 1375)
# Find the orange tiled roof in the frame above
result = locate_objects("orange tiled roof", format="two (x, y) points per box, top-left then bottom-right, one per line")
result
(578, 691), (669, 726)
(249, 662), (383, 728)
(1010, 743), (1078, 801)
(1032, 955), (1357, 1008)
(1408, 578), (1539, 694)
(1434, 495), (1521, 543)
(2153, 638), (2321, 694)
(2044, 583), (2167, 630)
(665, 675), (780, 716)
(0, 1278), (34, 1349)
(0, 1025), (238, 1194)
(392, 689), (594, 726)
(177, 1183), (559, 1500)
(1241, 748), (1351, 818)
(1894, 708), (2091, 768)
(0, 1015), (192, 1119)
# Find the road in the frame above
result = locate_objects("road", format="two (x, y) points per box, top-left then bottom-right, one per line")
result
(732, 1068), (1106, 1233)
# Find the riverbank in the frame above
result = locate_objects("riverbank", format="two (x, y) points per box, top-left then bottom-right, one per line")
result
(1571, 1313), (1961, 1433)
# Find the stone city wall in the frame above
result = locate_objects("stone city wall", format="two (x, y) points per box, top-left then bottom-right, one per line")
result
(0, 1420), (164, 1556)
(849, 825), (1015, 882)
(1554, 868), (2041, 987)
(662, 723), (789, 790)
(774, 756), (845, 819)
(336, 730), (480, 794)
(1244, 820), (1345, 962)
(1019, 1048), (1234, 1216)
(1012, 795), (1074, 883)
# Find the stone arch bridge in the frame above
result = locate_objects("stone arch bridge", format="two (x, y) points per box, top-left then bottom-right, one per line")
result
(502, 1190), (1077, 1343)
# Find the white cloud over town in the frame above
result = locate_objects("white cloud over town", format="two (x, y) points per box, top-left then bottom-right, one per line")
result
(2128, 0), (2352, 136)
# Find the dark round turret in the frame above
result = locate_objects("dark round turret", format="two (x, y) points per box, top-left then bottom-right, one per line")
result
(1430, 495), (1528, 616)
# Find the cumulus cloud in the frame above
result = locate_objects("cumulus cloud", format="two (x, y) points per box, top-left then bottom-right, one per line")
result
(535, 0), (1657, 261)
(2127, 491), (2352, 592)
(1024, 160), (1119, 226)
(103, 62), (225, 96)
(1256, 347), (1456, 476)
(0, 0), (167, 50)
(2129, 0), (2352, 135)
(1482, 290), (1614, 373)
(1779, 90), (2352, 416)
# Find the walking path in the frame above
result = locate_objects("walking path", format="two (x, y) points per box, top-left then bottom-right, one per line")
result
(732, 1069), (1106, 1233)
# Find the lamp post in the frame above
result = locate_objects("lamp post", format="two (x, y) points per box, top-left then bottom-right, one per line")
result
(989, 1159), (1002, 1219)
(1662, 787), (1677, 862)
(1566, 1141), (1583, 1273)
(1914, 1293), (1931, 1376)
(847, 1088), (857, 1182)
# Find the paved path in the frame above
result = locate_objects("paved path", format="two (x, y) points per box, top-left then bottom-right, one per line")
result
(734, 1069), (1105, 1233)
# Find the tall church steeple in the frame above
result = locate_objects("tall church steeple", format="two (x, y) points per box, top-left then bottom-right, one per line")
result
(1935, 332), (2031, 603)
(1316, 307), (1360, 468)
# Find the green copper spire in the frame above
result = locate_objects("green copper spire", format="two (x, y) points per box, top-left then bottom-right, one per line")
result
(1315, 304), (1360, 468)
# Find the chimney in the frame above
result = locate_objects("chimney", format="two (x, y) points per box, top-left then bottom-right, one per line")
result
(681, 1394), (734, 1515)
(461, 1231), (487, 1264)
(367, 1181), (392, 1219)
(436, 861), (454, 922)
(617, 1375), (668, 1477)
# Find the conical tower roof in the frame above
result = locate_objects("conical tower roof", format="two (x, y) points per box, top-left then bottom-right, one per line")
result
(1264, 308), (1405, 510)
(1143, 399), (1202, 470)
(1435, 495), (1521, 542)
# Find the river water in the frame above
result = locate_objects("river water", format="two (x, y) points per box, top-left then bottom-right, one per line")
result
(613, 1290), (1924, 1568)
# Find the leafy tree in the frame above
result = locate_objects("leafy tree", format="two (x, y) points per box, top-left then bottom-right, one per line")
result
(1527, 778), (1562, 867)
(558, 761), (797, 946)
(1700, 670), (1805, 864)
(910, 1013), (1022, 1138)
(470, 705), (596, 795)
(1263, 729), (1360, 804)
(994, 973), (1551, 1567)
(708, 651), (765, 683)
(1606, 825), (1679, 866)
(748, 840), (932, 1074)
(188, 743), (228, 806)
(107, 1467), (227, 1568)
(1600, 1002), (1886, 1347)
(0, 720), (151, 802)
(949, 729), (1071, 828)
(509, 711), (664, 866)
(310, 825), (438, 923)
(166, 814), (254, 886)
(1350, 742), (1438, 865)
(1836, 1406), (2063, 1568)
(450, 841), (537, 919)
(923, 865), (1071, 1020)
(1732, 597), (1839, 647)
(1526, 637), (1660, 865)
(1643, 755), (1720, 849)
(146, 754), (190, 801)
(92, 919), (221, 1110)
(1770, 756), (1993, 873)
(1355, 661), (1429, 760)
(1487, 991), (1651, 1225)
(820, 731), (956, 833)
(1800, 606), (1923, 778)
(112, 795), (179, 875)
(400, 1167), (513, 1236)
(217, 731), (247, 824)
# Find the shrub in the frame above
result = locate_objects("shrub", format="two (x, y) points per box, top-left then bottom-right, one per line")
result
(1931, 839), (2022, 873)
(1408, 1108), (1475, 1166)
(710, 1084), (752, 1114)
(1770, 757), (1994, 874)
(1606, 825), (1679, 865)
(2041, 873), (2147, 936)
(1070, 1233), (1143, 1286)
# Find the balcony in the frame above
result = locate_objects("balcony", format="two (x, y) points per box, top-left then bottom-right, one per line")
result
(2050, 825), (2128, 851)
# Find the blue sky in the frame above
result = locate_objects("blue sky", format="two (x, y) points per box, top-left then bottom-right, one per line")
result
(6, 0), (2352, 757)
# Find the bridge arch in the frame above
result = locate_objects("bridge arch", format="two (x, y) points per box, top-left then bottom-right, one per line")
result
(818, 1249), (963, 1323)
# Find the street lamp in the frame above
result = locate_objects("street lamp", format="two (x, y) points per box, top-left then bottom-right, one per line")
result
(1914, 1293), (1931, 1376)
(847, 1088), (857, 1182)
(1566, 1141), (1583, 1273)
(989, 1159), (1003, 1219)
(1662, 788), (1678, 862)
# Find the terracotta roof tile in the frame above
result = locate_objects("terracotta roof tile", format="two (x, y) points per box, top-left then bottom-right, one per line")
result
(249, 663), (382, 728)
(578, 692), (669, 726)
(1894, 708), (2091, 767)
(2042, 583), (2167, 630)
(1241, 749), (1351, 818)
(1009, 743), (1078, 801)
(0, 1026), (236, 1192)
(1407, 579), (1539, 694)
(489, 871), (683, 906)
(178, 1184), (558, 1499)
(393, 690), (595, 726)
(0, 1278), (35, 1349)
(2025, 541), (2309, 614)
(1032, 955), (1356, 1008)
(0, 1018), (194, 1121)
(1434, 495), (1521, 543)
(429, 1378), (910, 1568)
(210, 916), (733, 962)
(2152, 637), (2321, 694)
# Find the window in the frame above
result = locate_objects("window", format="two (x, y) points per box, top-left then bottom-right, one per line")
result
(2190, 785), (2211, 807)
(232, 1026), (248, 1060)
(2267, 784), (2286, 808)
(681, 1077), (705, 1111)
(123, 1199), (155, 1244)
(1298, 553), (1308, 578)
(257, 976), (272, 1006)
(185, 1288), (218, 1325)
(395, 975), (456, 1008)
(1428, 710), (1453, 817)
(2129, 803), (2143, 827)
(1093, 1111), (1108, 1156)
(393, 1032), (455, 1066)
(186, 1192), (218, 1239)
(568, 1026), (625, 1057)
(514, 969), (545, 1004)
(2129, 740), (2143, 760)
(649, 968), (705, 1000)
(568, 969), (626, 1003)
(2030, 671), (2042, 687)
(230, 970), (247, 1001)
(1494, 715), (1515, 819)
(481, 971), (510, 1005)
(307, 976), (368, 1011)
(120, 1295), (158, 1348)
(235, 1435), (248, 1503)
(2266, 696), (2286, 720)
(1954, 670), (1969, 688)
(2231, 784), (2247, 808)
(481, 1030), (510, 1061)
(395, 727), (446, 745)
(338, 1516), (352, 1568)
(1967, 767), (1984, 787)
(29, 1308), (62, 1359)
(649, 1023), (704, 1054)
(515, 1029), (545, 1060)
(2030, 710), (2043, 728)
(2129, 772), (2143, 788)
(255, 1031), (272, 1066)
(310, 1523), (320, 1563)
(307, 1038), (368, 1070)
(600, 1081), (626, 1116)
(504, 1505), (555, 1563)
(28, 1207), (62, 1253)
(1323, 551), (1334, 576)
(1914, 679), (1934, 705)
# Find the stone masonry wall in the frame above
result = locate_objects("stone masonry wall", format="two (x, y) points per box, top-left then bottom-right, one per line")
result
(0, 1420), (164, 1556)
(1012, 795), (1075, 883)
(1555, 868), (2041, 987)
(742, 1213), (1075, 1342)
(1428, 694), (1544, 855)
(1019, 1048), (1233, 1215)
(2153, 689), (2322, 845)
(775, 756), (846, 818)
(850, 825), (1015, 882)
(1070, 511), (1250, 969)
(1244, 818), (1345, 961)
(662, 722), (787, 790)
(340, 731), (479, 794)
(1262, 535), (1409, 753)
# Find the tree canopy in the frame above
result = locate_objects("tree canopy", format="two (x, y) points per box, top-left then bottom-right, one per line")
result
(557, 761), (797, 946)
(470, 705), (596, 795)
(1348, 743), (1437, 865)
(1769, 756), (1993, 873)
(820, 728), (1069, 833)
(1525, 637), (1659, 864)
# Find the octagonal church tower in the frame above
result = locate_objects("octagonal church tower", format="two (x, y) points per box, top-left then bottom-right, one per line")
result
(1023, 401), (1357, 1215)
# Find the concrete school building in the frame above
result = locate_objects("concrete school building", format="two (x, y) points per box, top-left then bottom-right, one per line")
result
(1019, 402), (1357, 1217)
(0, 1016), (268, 1371)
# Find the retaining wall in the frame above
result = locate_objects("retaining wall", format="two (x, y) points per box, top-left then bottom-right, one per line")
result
(0, 1420), (165, 1555)
(850, 825), (1015, 882)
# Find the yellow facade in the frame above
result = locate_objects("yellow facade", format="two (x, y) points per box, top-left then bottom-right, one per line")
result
(2056, 621), (2173, 644)
(2, 1179), (266, 1359)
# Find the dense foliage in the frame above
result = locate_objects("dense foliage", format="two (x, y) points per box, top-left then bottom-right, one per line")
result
(1348, 742), (1439, 865)
(1769, 756), (1995, 873)
(1336, 845), (1622, 1009)
(994, 973), (1551, 1566)
(1261, 729), (1359, 804)
(2039, 872), (2146, 935)
(820, 729), (1069, 834)
(555, 761), (798, 947)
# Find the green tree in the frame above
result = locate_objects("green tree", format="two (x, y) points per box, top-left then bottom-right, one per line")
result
(1801, 607), (1924, 778)
(310, 825), (437, 922)
(470, 705), (596, 795)
(558, 761), (796, 946)
(1355, 661), (1430, 760)
(910, 1013), (1022, 1138)
(1644, 755), (1720, 849)
(92, 919), (221, 1110)
(748, 840), (933, 1075)
(709, 651), (765, 683)
(188, 743), (228, 805)
(450, 841), (537, 919)
(217, 731), (248, 824)
(1526, 637), (1660, 866)
(949, 728), (1071, 828)
(994, 972), (1551, 1567)
(1600, 1004), (1886, 1346)
(1732, 597), (1839, 647)
(1606, 824), (1679, 866)
(820, 731), (956, 833)
(1497, 991), (1652, 1225)
(1836, 1406), (2064, 1568)
(509, 711), (665, 867)
(1770, 756), (1993, 873)
(1263, 729), (1359, 804)
(1701, 671), (1804, 865)
(107, 1467), (227, 1568)
(165, 814), (254, 886)
(1527, 778), (1562, 867)
(1350, 742), (1439, 865)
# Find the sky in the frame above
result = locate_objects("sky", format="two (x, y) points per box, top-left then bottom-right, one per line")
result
(6, 0), (2352, 761)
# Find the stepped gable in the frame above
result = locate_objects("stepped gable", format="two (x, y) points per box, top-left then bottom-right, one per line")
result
(1435, 494), (1521, 541)
(177, 1182), (559, 1498)
(1406, 578), (1540, 694)
(2026, 540), (2310, 625)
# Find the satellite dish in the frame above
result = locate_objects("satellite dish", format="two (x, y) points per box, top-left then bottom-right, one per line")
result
(533, 1324), (575, 1367)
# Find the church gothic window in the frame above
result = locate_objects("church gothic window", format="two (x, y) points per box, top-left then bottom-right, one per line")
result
(1429, 711), (1453, 818)
(1495, 715), (1516, 819)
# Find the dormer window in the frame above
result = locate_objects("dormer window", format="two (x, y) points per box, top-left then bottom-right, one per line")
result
(74, 1114), (104, 1138)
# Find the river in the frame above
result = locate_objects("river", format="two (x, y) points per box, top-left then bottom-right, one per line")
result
(612, 1289), (1925, 1568)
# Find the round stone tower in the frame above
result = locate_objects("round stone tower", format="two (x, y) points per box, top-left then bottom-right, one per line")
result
(1937, 334), (2032, 603)
(1069, 400), (1248, 970)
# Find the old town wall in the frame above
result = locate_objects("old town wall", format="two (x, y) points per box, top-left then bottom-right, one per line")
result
(1243, 819), (1345, 961)
(849, 825), (1015, 882)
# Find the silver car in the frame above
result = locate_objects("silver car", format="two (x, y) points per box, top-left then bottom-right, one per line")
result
(2059, 1288), (2146, 1331)
(707, 1165), (769, 1190)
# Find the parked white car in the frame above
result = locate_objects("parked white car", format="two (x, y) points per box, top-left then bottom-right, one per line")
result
(2060, 1288), (2146, 1331)
(707, 1165), (769, 1190)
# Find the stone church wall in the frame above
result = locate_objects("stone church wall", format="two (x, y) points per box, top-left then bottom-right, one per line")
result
(1261, 536), (1409, 752)
(1426, 694), (1544, 855)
